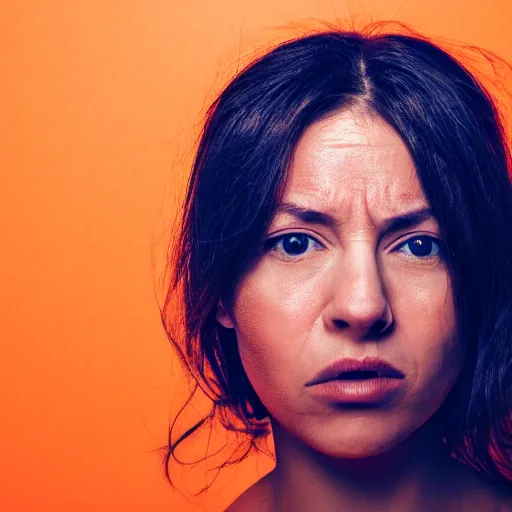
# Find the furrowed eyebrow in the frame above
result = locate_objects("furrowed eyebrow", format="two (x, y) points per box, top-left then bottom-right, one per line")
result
(379, 207), (435, 238)
(275, 203), (339, 229)
(275, 202), (435, 238)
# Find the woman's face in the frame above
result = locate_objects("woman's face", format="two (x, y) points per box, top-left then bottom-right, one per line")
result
(216, 107), (463, 458)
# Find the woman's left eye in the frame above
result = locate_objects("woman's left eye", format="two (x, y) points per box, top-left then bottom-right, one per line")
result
(263, 233), (323, 259)
(395, 235), (444, 259)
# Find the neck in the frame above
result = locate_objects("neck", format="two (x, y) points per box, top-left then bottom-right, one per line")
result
(266, 417), (463, 512)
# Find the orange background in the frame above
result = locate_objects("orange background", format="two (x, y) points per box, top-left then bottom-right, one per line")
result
(1, 1), (511, 511)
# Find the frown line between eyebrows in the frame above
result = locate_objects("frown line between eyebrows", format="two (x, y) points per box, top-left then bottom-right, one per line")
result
(274, 202), (436, 239)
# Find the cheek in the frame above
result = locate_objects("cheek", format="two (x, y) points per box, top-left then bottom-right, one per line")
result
(230, 263), (322, 402)
(391, 272), (463, 406)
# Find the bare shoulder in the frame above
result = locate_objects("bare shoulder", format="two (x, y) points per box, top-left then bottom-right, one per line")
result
(223, 472), (274, 512)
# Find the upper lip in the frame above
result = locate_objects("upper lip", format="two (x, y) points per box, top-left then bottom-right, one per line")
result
(305, 357), (405, 386)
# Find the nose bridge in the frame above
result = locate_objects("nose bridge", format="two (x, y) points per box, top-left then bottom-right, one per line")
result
(325, 240), (390, 337)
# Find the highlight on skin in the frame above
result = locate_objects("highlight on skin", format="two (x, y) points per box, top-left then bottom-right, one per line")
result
(158, 20), (512, 506)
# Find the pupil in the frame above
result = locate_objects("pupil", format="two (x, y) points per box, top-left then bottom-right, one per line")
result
(283, 234), (308, 255)
(410, 237), (432, 257)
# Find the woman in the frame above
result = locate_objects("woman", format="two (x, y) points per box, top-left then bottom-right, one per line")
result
(162, 23), (512, 511)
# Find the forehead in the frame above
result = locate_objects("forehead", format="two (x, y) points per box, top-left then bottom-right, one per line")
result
(282, 108), (426, 216)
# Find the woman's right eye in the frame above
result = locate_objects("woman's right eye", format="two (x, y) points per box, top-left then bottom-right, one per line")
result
(263, 233), (324, 259)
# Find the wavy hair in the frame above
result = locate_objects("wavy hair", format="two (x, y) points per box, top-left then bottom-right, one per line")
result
(160, 22), (512, 492)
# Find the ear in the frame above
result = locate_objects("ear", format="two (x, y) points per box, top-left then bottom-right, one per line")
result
(216, 300), (235, 328)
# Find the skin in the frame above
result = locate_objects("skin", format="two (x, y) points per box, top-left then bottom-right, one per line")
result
(217, 106), (512, 511)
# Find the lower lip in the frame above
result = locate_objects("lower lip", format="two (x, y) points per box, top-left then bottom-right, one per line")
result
(308, 377), (403, 404)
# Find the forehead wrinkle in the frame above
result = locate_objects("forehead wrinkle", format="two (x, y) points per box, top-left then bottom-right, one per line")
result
(321, 143), (405, 149)
(312, 107), (401, 147)
(283, 162), (425, 218)
(283, 108), (430, 235)
(341, 189), (378, 234)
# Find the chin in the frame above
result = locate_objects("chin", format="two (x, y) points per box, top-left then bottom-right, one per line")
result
(327, 443), (398, 460)
(308, 423), (417, 460)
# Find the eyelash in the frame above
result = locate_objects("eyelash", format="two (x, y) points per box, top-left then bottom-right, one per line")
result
(263, 233), (446, 262)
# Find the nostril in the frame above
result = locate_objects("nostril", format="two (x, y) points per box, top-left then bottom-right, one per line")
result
(363, 319), (393, 340)
(333, 319), (350, 329)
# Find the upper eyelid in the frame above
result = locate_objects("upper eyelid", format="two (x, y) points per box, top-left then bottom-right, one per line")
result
(393, 232), (443, 246)
(265, 230), (442, 245)
(264, 231), (444, 254)
(264, 231), (325, 248)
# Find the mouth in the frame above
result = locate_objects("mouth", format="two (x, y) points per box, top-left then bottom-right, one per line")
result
(305, 357), (404, 387)
(334, 370), (383, 380)
(313, 369), (397, 385)
(305, 358), (405, 404)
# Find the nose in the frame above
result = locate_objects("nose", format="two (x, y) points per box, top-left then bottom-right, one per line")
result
(323, 243), (393, 341)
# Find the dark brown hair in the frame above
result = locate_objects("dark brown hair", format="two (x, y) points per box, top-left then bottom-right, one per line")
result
(159, 21), (512, 493)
